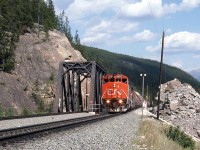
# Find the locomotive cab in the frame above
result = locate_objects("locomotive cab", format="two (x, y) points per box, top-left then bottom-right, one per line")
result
(102, 74), (130, 112)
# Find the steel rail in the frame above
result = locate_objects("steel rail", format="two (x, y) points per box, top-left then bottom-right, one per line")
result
(0, 113), (117, 143)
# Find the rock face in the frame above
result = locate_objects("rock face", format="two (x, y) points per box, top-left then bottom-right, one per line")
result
(157, 79), (200, 138)
(0, 29), (85, 115)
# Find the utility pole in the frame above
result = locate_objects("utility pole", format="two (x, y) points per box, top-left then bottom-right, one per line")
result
(157, 31), (165, 120)
(147, 85), (148, 110)
(140, 74), (146, 117)
(86, 77), (88, 110)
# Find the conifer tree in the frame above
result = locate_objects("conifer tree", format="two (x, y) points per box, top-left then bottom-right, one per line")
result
(57, 10), (65, 32)
(74, 30), (80, 45)
(64, 16), (73, 43)
(0, 0), (21, 72)
(57, 11), (73, 44)
(21, 0), (34, 28)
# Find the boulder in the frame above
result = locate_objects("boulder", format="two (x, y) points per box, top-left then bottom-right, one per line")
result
(155, 78), (200, 139)
(197, 130), (200, 137)
(170, 100), (178, 110)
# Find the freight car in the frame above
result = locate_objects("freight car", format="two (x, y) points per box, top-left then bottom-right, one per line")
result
(102, 74), (134, 112)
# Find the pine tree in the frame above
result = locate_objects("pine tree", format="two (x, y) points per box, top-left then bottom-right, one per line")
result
(0, 0), (22, 72)
(31, 0), (40, 24)
(57, 10), (65, 32)
(56, 11), (73, 44)
(67, 26), (73, 44)
(20, 0), (34, 29)
(46, 0), (57, 29)
(74, 30), (80, 45)
(64, 16), (73, 43)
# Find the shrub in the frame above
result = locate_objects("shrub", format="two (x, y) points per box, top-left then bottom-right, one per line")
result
(37, 98), (45, 112)
(32, 92), (46, 113)
(165, 126), (195, 150)
(21, 107), (32, 116)
(47, 100), (54, 113)
(50, 73), (55, 82)
(0, 104), (4, 117)
(5, 107), (15, 117)
(35, 79), (39, 91)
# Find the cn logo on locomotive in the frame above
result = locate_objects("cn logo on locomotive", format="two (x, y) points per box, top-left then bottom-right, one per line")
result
(107, 89), (122, 96)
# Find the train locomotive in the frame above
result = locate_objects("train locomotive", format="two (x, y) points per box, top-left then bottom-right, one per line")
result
(102, 74), (134, 112)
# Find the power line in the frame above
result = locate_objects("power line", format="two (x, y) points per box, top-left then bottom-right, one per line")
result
(147, 0), (165, 37)
(147, 0), (160, 34)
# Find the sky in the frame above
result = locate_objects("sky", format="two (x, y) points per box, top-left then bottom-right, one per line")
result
(52, 0), (200, 72)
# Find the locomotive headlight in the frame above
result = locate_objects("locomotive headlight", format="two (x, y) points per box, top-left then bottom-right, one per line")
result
(106, 100), (110, 103)
(119, 100), (123, 103)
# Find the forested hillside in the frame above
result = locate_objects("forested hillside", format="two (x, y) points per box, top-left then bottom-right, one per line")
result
(0, 0), (57, 72)
(78, 45), (200, 100)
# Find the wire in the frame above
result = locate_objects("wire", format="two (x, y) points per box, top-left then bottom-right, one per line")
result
(147, 0), (165, 37)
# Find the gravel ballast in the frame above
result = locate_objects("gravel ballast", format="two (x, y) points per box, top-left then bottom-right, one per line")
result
(1, 109), (143, 150)
(0, 113), (94, 130)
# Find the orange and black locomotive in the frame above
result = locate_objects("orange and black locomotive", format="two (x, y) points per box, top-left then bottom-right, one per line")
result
(102, 74), (133, 112)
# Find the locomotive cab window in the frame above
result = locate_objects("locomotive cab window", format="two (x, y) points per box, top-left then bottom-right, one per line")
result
(116, 77), (121, 82)
(109, 76), (115, 82)
(103, 78), (108, 84)
(110, 77), (115, 82)
(122, 78), (127, 84)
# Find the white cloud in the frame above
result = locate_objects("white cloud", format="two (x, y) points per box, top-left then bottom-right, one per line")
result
(53, 0), (74, 12)
(193, 55), (200, 58)
(171, 60), (183, 68)
(54, 0), (200, 21)
(146, 45), (161, 52)
(65, 0), (164, 20)
(120, 30), (155, 43)
(163, 0), (200, 14)
(119, 0), (163, 18)
(87, 20), (138, 34)
(146, 31), (200, 53)
(82, 33), (110, 45)
(65, 0), (123, 20)
(82, 19), (138, 45)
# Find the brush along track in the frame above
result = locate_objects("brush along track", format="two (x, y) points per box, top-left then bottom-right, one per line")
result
(0, 113), (120, 144)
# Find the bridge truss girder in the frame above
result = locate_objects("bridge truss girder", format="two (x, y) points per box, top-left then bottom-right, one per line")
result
(53, 61), (105, 113)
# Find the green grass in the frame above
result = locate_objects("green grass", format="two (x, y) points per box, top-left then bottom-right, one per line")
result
(129, 118), (200, 150)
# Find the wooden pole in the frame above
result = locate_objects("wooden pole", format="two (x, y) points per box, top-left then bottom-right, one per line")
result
(157, 31), (165, 120)
(147, 85), (148, 110)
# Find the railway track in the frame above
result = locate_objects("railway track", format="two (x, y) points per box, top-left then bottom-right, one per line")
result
(0, 113), (119, 145)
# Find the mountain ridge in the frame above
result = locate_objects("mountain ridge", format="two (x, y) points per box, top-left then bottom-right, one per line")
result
(189, 69), (200, 81)
(77, 45), (200, 99)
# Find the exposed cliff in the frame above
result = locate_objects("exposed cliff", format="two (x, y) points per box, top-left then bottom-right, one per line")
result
(0, 29), (85, 115)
